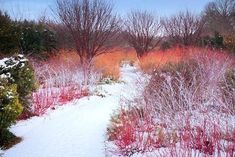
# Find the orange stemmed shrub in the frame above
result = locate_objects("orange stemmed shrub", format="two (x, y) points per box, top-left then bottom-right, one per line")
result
(94, 49), (137, 80)
(139, 47), (191, 73)
(138, 47), (231, 73)
(45, 49), (137, 81)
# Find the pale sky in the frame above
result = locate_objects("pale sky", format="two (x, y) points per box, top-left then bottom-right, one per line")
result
(0, 0), (212, 20)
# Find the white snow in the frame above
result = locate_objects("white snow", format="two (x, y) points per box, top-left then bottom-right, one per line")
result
(2, 65), (140, 157)
(0, 55), (27, 69)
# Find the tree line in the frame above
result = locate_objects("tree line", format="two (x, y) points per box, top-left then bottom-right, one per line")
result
(1, 0), (234, 58)
(0, 11), (57, 59)
(0, 0), (234, 88)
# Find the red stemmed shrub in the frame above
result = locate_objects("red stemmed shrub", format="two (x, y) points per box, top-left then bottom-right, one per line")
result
(107, 108), (235, 156)
(32, 88), (59, 116)
(29, 51), (90, 116)
(106, 49), (235, 157)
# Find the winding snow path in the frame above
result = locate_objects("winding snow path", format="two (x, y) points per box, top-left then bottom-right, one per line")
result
(3, 65), (139, 157)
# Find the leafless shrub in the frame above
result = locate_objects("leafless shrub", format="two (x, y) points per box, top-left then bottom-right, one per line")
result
(203, 0), (235, 36)
(54, 0), (119, 89)
(141, 50), (235, 124)
(220, 69), (235, 114)
(124, 11), (161, 58)
(143, 60), (201, 115)
(106, 51), (235, 157)
(161, 10), (205, 46)
(106, 99), (235, 157)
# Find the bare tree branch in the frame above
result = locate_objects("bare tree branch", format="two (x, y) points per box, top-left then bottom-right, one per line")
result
(161, 10), (205, 46)
(124, 11), (161, 58)
(54, 0), (119, 89)
(203, 0), (235, 35)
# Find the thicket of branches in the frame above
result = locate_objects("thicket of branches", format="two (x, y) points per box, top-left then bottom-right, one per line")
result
(203, 0), (235, 51)
(124, 11), (161, 58)
(0, 0), (234, 88)
(161, 10), (205, 46)
(204, 0), (235, 36)
(54, 0), (119, 89)
(1, 0), (234, 58)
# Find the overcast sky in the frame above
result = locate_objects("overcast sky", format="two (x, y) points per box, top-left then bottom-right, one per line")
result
(0, 0), (212, 20)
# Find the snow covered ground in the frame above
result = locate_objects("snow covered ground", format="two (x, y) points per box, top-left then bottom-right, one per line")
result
(2, 65), (140, 157)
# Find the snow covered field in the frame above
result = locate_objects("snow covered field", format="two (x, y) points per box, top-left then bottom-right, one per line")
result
(2, 65), (140, 157)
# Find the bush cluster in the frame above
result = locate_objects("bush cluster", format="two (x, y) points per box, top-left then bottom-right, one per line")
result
(0, 11), (57, 59)
(0, 55), (37, 108)
(224, 35), (235, 53)
(0, 55), (37, 147)
(18, 21), (57, 58)
(201, 32), (224, 49)
(144, 60), (202, 115)
(0, 11), (19, 55)
(106, 51), (235, 156)
(143, 52), (234, 116)
(0, 82), (23, 147)
(220, 69), (235, 114)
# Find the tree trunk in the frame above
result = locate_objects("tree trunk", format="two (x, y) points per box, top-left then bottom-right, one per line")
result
(81, 59), (91, 93)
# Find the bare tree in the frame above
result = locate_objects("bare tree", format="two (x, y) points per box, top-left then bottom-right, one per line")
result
(203, 0), (235, 36)
(124, 11), (161, 58)
(55, 0), (119, 89)
(161, 10), (205, 46)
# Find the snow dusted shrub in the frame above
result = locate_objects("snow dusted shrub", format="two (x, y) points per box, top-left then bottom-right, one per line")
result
(191, 51), (234, 114)
(0, 79), (23, 147)
(106, 106), (235, 156)
(220, 69), (235, 114)
(106, 105), (177, 157)
(148, 118), (235, 157)
(31, 65), (83, 115)
(144, 60), (202, 116)
(30, 55), (101, 115)
(0, 55), (37, 118)
(32, 85), (84, 115)
(106, 50), (235, 156)
(107, 107), (139, 156)
(32, 87), (59, 116)
(0, 55), (37, 147)
(144, 50), (234, 118)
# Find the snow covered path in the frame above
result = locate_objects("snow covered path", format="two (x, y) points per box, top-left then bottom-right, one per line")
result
(3, 65), (139, 157)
